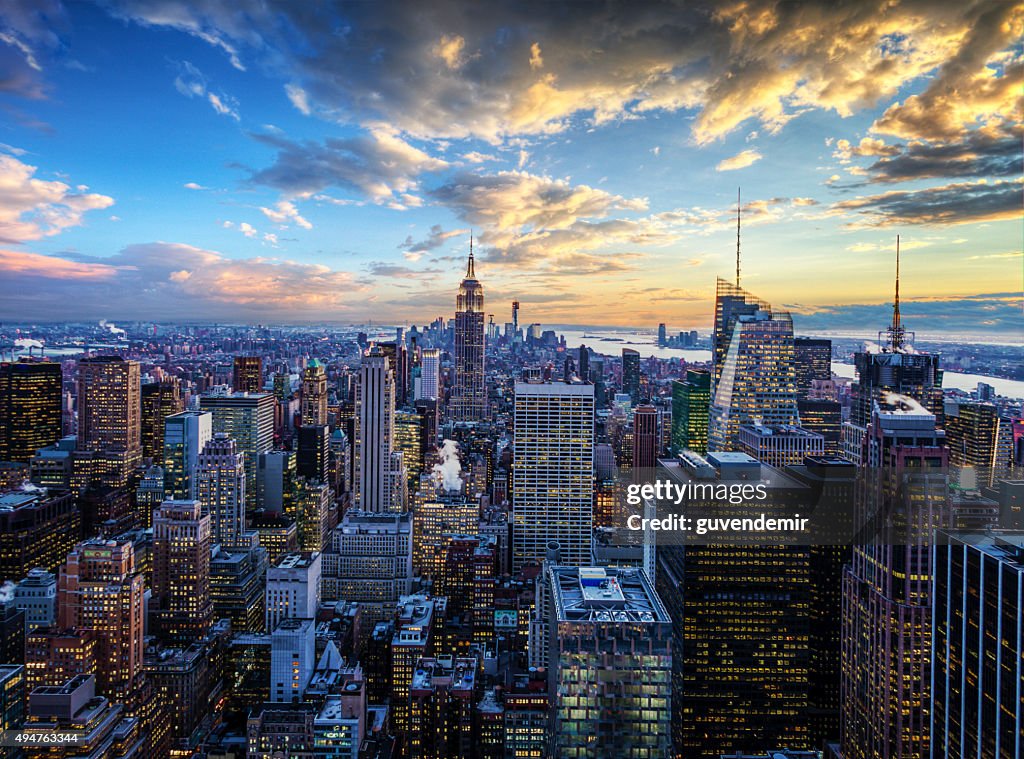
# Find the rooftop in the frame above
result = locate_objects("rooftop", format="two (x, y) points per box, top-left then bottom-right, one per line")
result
(549, 566), (670, 624)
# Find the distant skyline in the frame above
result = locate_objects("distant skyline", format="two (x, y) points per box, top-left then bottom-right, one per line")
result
(0, 1), (1020, 334)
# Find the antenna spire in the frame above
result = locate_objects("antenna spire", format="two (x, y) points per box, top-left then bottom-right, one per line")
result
(735, 187), (741, 287)
(467, 230), (475, 278)
(888, 234), (906, 352)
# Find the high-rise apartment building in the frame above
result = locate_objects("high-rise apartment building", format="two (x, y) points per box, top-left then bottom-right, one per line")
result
(233, 355), (263, 394)
(670, 369), (710, 454)
(301, 359), (328, 426)
(932, 530), (1022, 759)
(196, 433), (246, 548)
(152, 500), (213, 642)
(841, 403), (949, 759)
(709, 279), (799, 451)
(543, 566), (672, 757)
(163, 410), (213, 500)
(0, 359), (62, 463)
(450, 246), (486, 422)
(57, 539), (145, 699)
(512, 380), (594, 569)
(353, 348), (405, 513)
(200, 388), (275, 509)
(76, 356), (141, 462)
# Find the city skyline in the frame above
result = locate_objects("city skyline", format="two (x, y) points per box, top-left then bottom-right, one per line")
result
(0, 1), (1020, 334)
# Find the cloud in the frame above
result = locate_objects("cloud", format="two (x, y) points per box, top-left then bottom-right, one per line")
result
(399, 224), (466, 257)
(173, 60), (239, 120)
(238, 222), (257, 238)
(0, 0), (69, 99)
(259, 200), (312, 229)
(461, 151), (496, 164)
(367, 262), (442, 278)
(250, 126), (449, 205)
(183, 181), (208, 190)
(285, 83), (311, 115)
(0, 153), (114, 243)
(715, 149), (762, 171)
(830, 178), (1022, 227)
(96, 0), (1021, 144)
(789, 292), (1023, 335)
(0, 241), (364, 320)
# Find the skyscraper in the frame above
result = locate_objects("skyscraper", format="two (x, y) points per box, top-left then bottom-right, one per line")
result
(945, 400), (1008, 486)
(0, 359), (62, 463)
(416, 348), (440, 400)
(841, 402), (949, 759)
(140, 376), (183, 463)
(76, 355), (141, 460)
(152, 500), (213, 642)
(932, 530), (1023, 758)
(265, 551), (322, 633)
(163, 410), (213, 500)
(621, 348), (640, 405)
(709, 278), (799, 451)
(631, 405), (660, 477)
(793, 337), (831, 398)
(670, 369), (710, 454)
(542, 565), (672, 757)
(300, 359), (328, 426)
(450, 241), (486, 422)
(354, 347), (405, 513)
(200, 388), (275, 509)
(233, 355), (263, 394)
(196, 433), (246, 548)
(57, 539), (145, 700)
(512, 380), (594, 569)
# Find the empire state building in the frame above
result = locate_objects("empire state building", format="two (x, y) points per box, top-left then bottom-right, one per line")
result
(450, 238), (486, 422)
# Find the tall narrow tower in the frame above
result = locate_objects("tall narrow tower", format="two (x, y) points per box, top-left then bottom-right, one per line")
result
(451, 235), (486, 422)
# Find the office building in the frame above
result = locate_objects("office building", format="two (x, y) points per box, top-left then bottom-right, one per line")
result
(301, 359), (328, 426)
(512, 380), (595, 569)
(408, 655), (480, 758)
(152, 500), (213, 642)
(76, 355), (141, 463)
(945, 400), (1010, 486)
(24, 628), (100, 690)
(631, 404), (660, 476)
(265, 551), (322, 633)
(451, 244), (487, 422)
(738, 423), (825, 469)
(296, 423), (330, 483)
(354, 348), (405, 513)
(163, 410), (213, 501)
(0, 359), (62, 463)
(0, 490), (79, 579)
(200, 388), (275, 509)
(210, 545), (266, 634)
(709, 279), (800, 451)
(671, 369), (711, 454)
(258, 449), (295, 516)
(322, 511), (414, 603)
(270, 617), (316, 703)
(841, 404), (949, 759)
(295, 478), (331, 552)
(196, 433), (246, 548)
(932, 530), (1023, 759)
(797, 398), (842, 457)
(140, 377), (183, 463)
(233, 355), (263, 394)
(543, 566), (672, 757)
(13, 568), (57, 633)
(417, 348), (440, 400)
(621, 348), (641, 404)
(57, 539), (145, 700)
(656, 452), (814, 756)
(794, 337), (831, 398)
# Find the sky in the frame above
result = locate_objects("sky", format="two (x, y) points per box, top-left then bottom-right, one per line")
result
(0, 0), (1020, 336)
